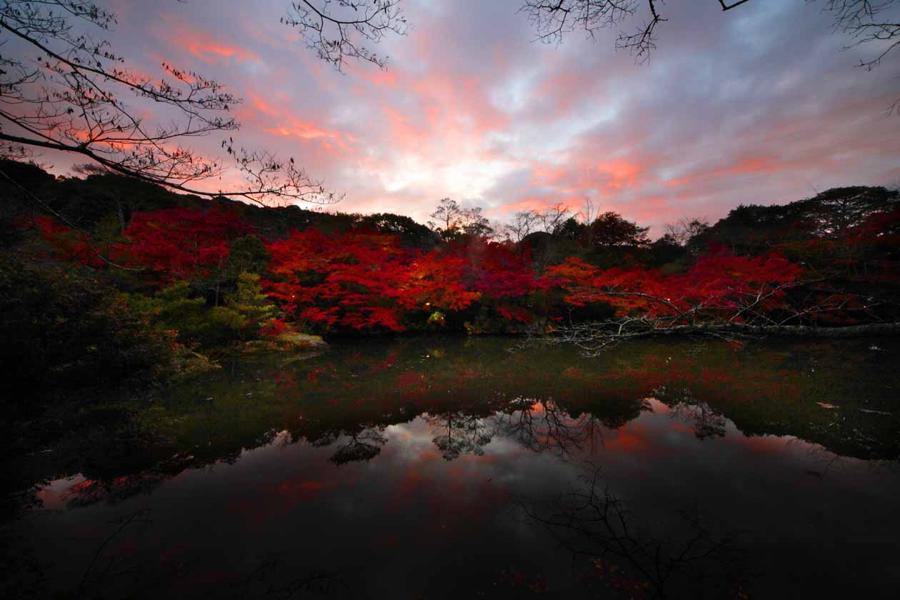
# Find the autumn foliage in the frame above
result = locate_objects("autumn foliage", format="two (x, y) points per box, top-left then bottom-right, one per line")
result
(265, 229), (411, 331)
(264, 230), (548, 331)
(34, 216), (105, 268)
(546, 246), (803, 323)
(29, 198), (899, 336)
(117, 208), (252, 283)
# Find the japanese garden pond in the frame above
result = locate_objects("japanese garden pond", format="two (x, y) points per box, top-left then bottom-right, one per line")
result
(3, 336), (900, 598)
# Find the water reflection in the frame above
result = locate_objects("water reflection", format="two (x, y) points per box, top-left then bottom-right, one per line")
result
(328, 427), (387, 465)
(3, 337), (900, 598)
(522, 466), (745, 599)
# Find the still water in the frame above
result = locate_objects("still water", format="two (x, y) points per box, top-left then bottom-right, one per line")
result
(3, 337), (900, 598)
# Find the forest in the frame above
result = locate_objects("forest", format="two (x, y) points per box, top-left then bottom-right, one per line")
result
(4, 0), (900, 596)
(2, 158), (898, 398)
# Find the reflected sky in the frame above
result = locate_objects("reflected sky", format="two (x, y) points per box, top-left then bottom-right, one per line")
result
(5, 337), (900, 598)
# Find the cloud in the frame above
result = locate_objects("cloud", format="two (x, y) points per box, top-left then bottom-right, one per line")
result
(83, 0), (900, 233)
(160, 16), (260, 64)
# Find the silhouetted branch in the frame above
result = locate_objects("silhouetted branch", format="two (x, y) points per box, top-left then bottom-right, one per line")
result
(824, 0), (900, 69)
(282, 0), (407, 71)
(0, 1), (336, 205)
(521, 0), (898, 72)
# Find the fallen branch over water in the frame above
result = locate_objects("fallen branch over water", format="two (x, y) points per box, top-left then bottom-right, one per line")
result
(636, 322), (900, 337)
(550, 320), (900, 354)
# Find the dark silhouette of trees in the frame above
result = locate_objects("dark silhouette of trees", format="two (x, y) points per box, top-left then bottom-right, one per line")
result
(663, 219), (709, 248)
(503, 204), (573, 242)
(555, 216), (588, 241)
(693, 186), (899, 253)
(426, 411), (493, 460)
(356, 212), (439, 248)
(427, 197), (493, 241)
(589, 212), (650, 248)
(503, 210), (542, 243)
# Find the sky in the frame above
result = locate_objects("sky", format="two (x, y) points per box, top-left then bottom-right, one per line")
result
(49, 1), (900, 233)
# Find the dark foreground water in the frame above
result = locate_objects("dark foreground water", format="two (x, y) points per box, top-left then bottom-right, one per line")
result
(3, 337), (900, 599)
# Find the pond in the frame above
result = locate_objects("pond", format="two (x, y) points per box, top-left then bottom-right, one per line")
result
(3, 337), (900, 598)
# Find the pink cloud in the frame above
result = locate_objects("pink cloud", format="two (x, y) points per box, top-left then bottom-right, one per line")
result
(103, 0), (897, 232)
(162, 18), (259, 64)
(666, 156), (780, 188)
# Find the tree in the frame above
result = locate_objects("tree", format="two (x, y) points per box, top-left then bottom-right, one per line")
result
(545, 248), (808, 350)
(265, 228), (411, 332)
(428, 197), (463, 238)
(403, 249), (481, 312)
(355, 212), (439, 248)
(460, 205), (494, 238)
(225, 235), (271, 279)
(589, 212), (649, 248)
(664, 218), (710, 247)
(0, 0), (334, 204)
(0, 256), (174, 391)
(116, 207), (251, 284)
(503, 210), (541, 242)
(224, 272), (278, 339)
(555, 216), (588, 241)
(695, 186), (900, 254)
(539, 203), (572, 235)
(503, 204), (573, 242)
(427, 197), (493, 241)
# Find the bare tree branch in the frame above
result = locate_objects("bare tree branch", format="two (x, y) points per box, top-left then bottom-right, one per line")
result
(281, 0), (407, 71)
(521, 0), (898, 73)
(0, 0), (336, 205)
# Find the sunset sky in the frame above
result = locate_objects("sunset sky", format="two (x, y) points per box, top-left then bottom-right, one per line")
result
(62, 1), (900, 233)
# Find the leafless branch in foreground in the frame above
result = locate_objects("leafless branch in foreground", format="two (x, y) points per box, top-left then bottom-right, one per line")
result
(282, 0), (407, 71)
(1, 1), (336, 205)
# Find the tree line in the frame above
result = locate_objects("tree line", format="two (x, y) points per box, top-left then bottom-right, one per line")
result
(2, 159), (897, 397)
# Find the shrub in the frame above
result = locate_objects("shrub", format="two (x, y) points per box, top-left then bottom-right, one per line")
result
(0, 256), (175, 400)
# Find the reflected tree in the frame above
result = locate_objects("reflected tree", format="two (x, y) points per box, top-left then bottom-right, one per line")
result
(659, 388), (728, 440)
(495, 398), (605, 458)
(425, 411), (493, 460)
(234, 556), (349, 599)
(329, 427), (387, 465)
(521, 467), (745, 599)
(75, 509), (152, 598)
